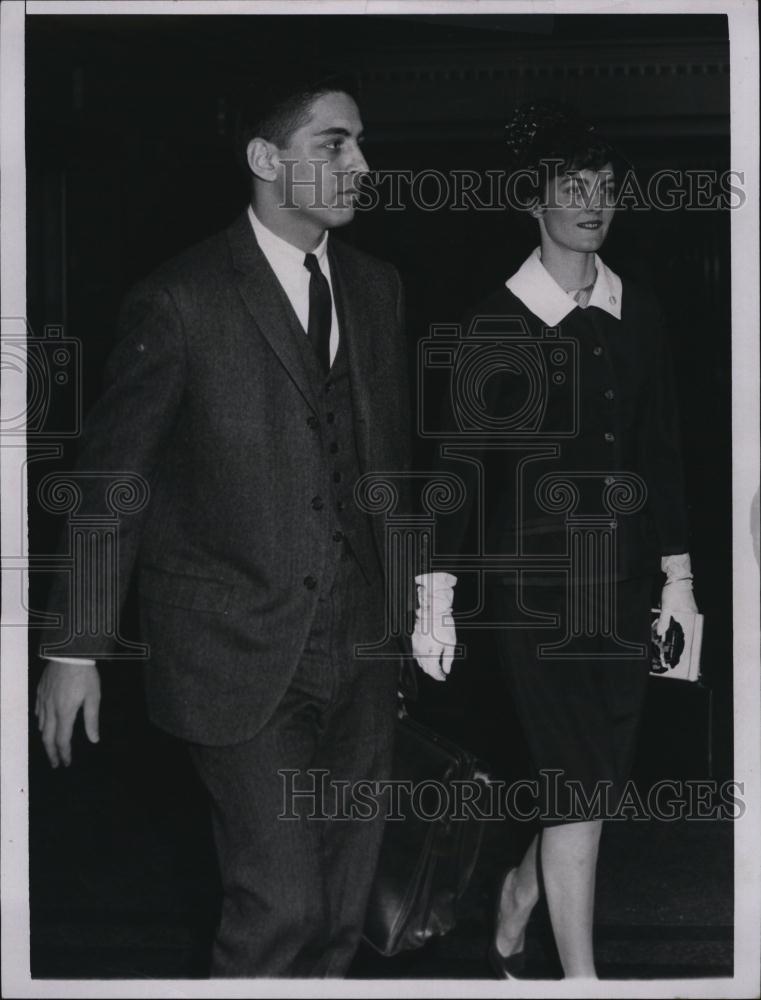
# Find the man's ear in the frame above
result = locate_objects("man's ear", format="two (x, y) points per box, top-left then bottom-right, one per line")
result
(246, 137), (279, 182)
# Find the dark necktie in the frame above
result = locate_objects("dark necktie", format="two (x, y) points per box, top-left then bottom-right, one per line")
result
(304, 252), (332, 373)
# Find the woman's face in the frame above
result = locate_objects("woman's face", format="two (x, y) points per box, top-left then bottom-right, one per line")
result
(536, 161), (616, 256)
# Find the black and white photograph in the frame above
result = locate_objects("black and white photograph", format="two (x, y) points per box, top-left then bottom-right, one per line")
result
(1, 1), (759, 997)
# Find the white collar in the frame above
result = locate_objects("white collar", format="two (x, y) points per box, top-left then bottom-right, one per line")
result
(247, 204), (328, 268)
(506, 247), (622, 326)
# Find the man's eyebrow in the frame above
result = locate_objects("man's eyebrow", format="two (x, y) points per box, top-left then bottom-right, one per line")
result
(312, 126), (364, 139)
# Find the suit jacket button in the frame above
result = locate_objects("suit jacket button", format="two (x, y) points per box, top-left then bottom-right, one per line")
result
(326, 412), (335, 424)
(604, 432), (615, 443)
(329, 442), (339, 454)
(311, 496), (324, 511)
(307, 416), (319, 430)
(593, 346), (603, 357)
(604, 389), (615, 400)
(303, 575), (317, 590)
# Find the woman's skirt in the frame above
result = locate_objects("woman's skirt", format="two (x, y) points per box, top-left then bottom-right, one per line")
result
(491, 574), (653, 827)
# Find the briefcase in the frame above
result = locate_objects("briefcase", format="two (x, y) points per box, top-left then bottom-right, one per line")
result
(362, 709), (490, 956)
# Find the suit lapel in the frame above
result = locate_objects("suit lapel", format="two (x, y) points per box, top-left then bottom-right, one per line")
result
(227, 213), (319, 413)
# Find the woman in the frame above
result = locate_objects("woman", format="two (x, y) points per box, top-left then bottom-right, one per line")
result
(412, 105), (699, 978)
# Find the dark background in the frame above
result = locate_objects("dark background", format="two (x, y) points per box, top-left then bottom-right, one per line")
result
(26, 12), (733, 978)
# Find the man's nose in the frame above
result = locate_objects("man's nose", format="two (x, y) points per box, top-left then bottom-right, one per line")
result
(348, 143), (369, 175)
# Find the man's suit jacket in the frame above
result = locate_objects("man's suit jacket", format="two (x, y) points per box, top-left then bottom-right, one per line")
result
(41, 212), (411, 745)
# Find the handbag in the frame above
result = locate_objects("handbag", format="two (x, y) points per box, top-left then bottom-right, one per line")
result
(650, 607), (704, 681)
(362, 701), (491, 956)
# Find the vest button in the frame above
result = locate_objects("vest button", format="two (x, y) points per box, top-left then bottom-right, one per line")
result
(333, 530), (344, 542)
(311, 496), (324, 511)
(325, 381), (334, 393)
(336, 500), (345, 512)
(326, 412), (335, 424)
(329, 442), (339, 454)
(333, 471), (342, 483)
(303, 575), (317, 590)
(307, 416), (319, 430)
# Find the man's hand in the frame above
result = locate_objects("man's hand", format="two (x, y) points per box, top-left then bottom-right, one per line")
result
(411, 572), (458, 682)
(35, 659), (101, 768)
(656, 552), (698, 637)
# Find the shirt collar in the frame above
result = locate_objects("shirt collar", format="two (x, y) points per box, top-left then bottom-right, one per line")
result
(247, 204), (328, 269)
(506, 247), (622, 326)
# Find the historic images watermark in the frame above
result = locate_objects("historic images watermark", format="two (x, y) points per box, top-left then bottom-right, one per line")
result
(279, 768), (746, 824)
(278, 161), (747, 213)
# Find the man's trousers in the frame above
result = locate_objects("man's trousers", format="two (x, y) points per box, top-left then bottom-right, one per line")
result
(188, 548), (398, 977)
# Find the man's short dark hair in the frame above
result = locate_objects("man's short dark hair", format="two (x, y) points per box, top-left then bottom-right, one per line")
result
(234, 71), (360, 168)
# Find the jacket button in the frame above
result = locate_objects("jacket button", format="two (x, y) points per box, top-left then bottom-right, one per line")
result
(333, 471), (342, 483)
(336, 500), (345, 512)
(333, 530), (344, 542)
(307, 416), (319, 430)
(604, 432), (615, 443)
(303, 575), (317, 590)
(604, 389), (615, 400)
(329, 442), (339, 454)
(326, 412), (335, 424)
(311, 496), (324, 511)
(593, 346), (603, 357)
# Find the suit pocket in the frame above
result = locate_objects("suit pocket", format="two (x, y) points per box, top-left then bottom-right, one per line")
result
(138, 565), (234, 614)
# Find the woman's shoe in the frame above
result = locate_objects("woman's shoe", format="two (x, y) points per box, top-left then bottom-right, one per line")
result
(488, 866), (527, 979)
(488, 939), (526, 979)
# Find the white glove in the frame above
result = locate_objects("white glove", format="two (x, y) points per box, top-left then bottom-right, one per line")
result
(656, 552), (698, 637)
(411, 572), (458, 682)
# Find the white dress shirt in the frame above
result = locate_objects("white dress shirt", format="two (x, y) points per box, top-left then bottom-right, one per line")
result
(247, 205), (339, 365)
(506, 247), (623, 326)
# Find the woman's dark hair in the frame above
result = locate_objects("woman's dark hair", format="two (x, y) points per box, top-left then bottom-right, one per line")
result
(505, 101), (628, 207)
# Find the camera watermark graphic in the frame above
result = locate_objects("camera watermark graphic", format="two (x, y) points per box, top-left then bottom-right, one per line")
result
(1, 317), (148, 657)
(355, 312), (650, 661)
(1, 319), (82, 438)
(419, 315), (580, 439)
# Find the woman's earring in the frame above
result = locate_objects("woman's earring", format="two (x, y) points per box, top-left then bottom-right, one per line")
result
(529, 200), (546, 219)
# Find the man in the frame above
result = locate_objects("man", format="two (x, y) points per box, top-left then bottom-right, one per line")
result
(35, 77), (410, 977)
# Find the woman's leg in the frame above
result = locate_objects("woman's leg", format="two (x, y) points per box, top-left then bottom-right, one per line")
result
(541, 818), (603, 978)
(495, 833), (540, 956)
